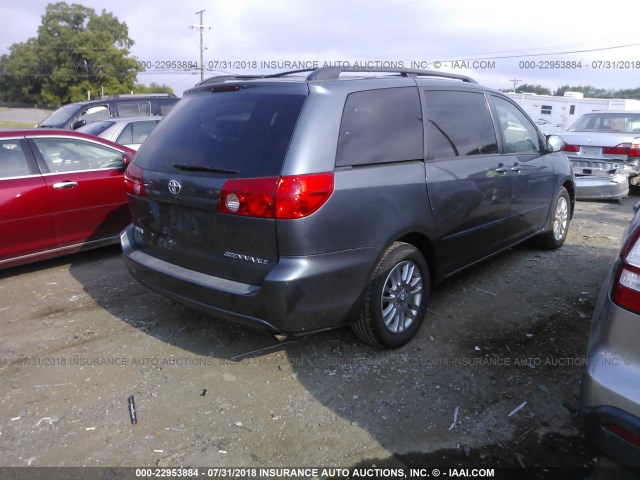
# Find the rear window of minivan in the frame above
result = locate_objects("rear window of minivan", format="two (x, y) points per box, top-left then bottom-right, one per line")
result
(134, 88), (307, 178)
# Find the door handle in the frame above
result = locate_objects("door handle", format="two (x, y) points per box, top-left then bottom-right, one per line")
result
(495, 167), (510, 173)
(511, 166), (522, 172)
(53, 181), (78, 189)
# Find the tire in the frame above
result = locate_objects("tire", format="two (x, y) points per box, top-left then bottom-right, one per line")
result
(353, 242), (430, 348)
(536, 187), (570, 249)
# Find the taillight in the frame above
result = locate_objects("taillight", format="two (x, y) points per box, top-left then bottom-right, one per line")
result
(218, 172), (334, 219)
(603, 142), (640, 157)
(218, 177), (279, 218)
(563, 144), (580, 153)
(124, 163), (146, 197)
(275, 173), (334, 219)
(604, 423), (640, 447)
(612, 228), (640, 313)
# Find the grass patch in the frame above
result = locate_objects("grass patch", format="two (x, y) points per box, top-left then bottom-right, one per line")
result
(0, 120), (36, 128)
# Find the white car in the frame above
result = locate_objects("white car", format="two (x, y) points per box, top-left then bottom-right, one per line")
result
(560, 112), (640, 200)
(77, 116), (162, 150)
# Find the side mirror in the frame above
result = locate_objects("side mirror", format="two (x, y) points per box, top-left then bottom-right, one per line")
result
(72, 119), (86, 130)
(546, 135), (563, 153)
(123, 152), (135, 166)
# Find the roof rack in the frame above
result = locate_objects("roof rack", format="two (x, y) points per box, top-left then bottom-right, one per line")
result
(304, 67), (478, 83)
(194, 67), (477, 87)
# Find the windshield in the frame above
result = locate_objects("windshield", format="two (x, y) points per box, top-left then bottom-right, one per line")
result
(38, 104), (82, 127)
(77, 120), (115, 136)
(568, 113), (640, 133)
(134, 87), (307, 178)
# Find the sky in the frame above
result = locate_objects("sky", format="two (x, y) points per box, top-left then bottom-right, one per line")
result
(2, 0), (640, 97)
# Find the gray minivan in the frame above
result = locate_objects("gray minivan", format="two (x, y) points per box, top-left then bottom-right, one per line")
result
(121, 67), (574, 348)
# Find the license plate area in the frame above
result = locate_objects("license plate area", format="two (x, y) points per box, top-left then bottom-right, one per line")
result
(162, 204), (212, 239)
(581, 146), (602, 157)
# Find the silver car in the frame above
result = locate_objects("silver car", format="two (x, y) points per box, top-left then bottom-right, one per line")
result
(560, 112), (640, 200)
(77, 116), (162, 150)
(582, 202), (640, 467)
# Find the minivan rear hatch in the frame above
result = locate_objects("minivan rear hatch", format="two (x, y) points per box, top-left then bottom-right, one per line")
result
(126, 82), (308, 285)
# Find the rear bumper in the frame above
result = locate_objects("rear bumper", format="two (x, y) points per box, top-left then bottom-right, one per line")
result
(582, 405), (640, 468)
(575, 175), (629, 200)
(581, 282), (640, 468)
(120, 225), (377, 333)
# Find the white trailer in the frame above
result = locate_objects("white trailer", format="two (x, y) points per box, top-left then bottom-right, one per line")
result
(506, 92), (640, 134)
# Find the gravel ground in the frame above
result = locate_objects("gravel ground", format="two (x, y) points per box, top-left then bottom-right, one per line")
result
(1, 193), (639, 480)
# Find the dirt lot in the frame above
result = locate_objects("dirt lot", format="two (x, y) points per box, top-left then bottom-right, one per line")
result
(1, 194), (639, 479)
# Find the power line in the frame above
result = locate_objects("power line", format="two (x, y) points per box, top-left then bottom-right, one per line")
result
(190, 10), (212, 83)
(509, 78), (522, 91)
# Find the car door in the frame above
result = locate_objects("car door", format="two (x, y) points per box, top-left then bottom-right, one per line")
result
(27, 136), (130, 247)
(0, 138), (56, 266)
(490, 95), (555, 244)
(422, 89), (510, 274)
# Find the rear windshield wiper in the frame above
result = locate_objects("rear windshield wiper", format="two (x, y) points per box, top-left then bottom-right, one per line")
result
(172, 163), (239, 174)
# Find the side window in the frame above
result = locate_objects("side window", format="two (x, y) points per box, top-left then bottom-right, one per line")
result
(336, 88), (423, 167)
(78, 105), (109, 124)
(0, 140), (31, 178)
(117, 102), (152, 117)
(424, 91), (498, 159)
(492, 96), (542, 154)
(159, 101), (177, 115)
(131, 120), (158, 144)
(31, 138), (123, 173)
(116, 123), (134, 146)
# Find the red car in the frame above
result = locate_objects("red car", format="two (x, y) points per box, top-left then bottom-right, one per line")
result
(0, 129), (135, 269)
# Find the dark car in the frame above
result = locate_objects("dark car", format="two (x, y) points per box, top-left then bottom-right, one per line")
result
(581, 202), (640, 468)
(0, 129), (135, 270)
(121, 67), (574, 348)
(37, 94), (179, 130)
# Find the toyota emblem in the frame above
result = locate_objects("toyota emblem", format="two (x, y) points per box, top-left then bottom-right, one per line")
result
(168, 179), (182, 194)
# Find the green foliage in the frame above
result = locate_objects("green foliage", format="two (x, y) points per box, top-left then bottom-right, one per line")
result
(134, 82), (175, 95)
(502, 84), (640, 100)
(515, 83), (552, 95)
(554, 85), (613, 98)
(615, 88), (640, 99)
(0, 2), (142, 105)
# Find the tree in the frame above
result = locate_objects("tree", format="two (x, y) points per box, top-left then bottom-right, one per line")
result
(0, 2), (142, 105)
(554, 85), (613, 98)
(133, 82), (175, 96)
(515, 83), (552, 95)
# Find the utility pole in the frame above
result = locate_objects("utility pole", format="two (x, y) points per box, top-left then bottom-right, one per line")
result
(509, 77), (522, 92)
(190, 10), (212, 82)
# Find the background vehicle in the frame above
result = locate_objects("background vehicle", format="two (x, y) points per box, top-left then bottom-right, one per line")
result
(582, 202), (640, 468)
(560, 112), (640, 200)
(0, 129), (135, 269)
(77, 116), (162, 150)
(121, 67), (574, 348)
(36, 94), (178, 130)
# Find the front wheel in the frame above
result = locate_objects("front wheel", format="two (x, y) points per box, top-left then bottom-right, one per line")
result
(353, 242), (430, 348)
(536, 187), (570, 249)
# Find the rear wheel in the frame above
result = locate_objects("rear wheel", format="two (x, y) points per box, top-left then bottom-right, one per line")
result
(353, 242), (430, 348)
(536, 187), (570, 249)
